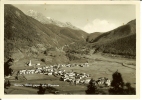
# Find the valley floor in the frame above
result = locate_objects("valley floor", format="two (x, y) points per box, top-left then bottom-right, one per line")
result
(4, 53), (136, 94)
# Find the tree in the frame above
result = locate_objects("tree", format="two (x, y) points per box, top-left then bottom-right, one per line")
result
(7, 80), (11, 87)
(4, 58), (14, 76)
(15, 76), (18, 80)
(41, 58), (45, 62)
(37, 84), (46, 94)
(4, 80), (11, 89)
(124, 82), (136, 95)
(86, 78), (97, 94)
(109, 70), (124, 94)
(4, 81), (8, 89)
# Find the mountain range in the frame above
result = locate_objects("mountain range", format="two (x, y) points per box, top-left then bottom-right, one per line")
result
(26, 10), (80, 30)
(4, 4), (136, 63)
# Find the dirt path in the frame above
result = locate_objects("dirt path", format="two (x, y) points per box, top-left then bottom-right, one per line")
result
(122, 63), (136, 70)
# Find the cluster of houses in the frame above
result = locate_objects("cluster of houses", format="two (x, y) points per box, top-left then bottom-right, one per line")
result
(60, 71), (91, 84)
(96, 77), (111, 87)
(60, 72), (111, 86)
(18, 66), (64, 75)
(27, 60), (89, 68)
(18, 60), (89, 75)
(18, 67), (111, 86)
(17, 60), (110, 86)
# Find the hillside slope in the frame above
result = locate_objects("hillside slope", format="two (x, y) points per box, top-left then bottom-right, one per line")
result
(93, 19), (135, 43)
(87, 19), (136, 57)
(4, 5), (88, 61)
(86, 32), (102, 43)
(97, 34), (136, 56)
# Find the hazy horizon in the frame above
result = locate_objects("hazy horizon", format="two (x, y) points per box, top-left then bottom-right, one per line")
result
(12, 4), (136, 33)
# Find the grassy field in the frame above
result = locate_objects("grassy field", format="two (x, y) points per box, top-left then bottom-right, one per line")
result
(7, 78), (87, 94)
(10, 58), (46, 70)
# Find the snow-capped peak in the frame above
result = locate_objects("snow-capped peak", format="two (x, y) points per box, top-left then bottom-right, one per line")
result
(25, 10), (80, 30)
(27, 10), (38, 16)
(47, 17), (51, 19)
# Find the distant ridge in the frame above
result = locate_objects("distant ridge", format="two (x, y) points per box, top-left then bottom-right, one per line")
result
(86, 32), (102, 43)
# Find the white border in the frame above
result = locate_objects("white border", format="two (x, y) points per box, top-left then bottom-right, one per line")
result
(0, 1), (140, 99)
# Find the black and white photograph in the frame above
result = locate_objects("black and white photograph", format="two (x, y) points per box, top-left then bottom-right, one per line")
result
(3, 2), (139, 96)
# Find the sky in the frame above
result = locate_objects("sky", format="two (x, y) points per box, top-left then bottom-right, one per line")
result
(12, 4), (136, 33)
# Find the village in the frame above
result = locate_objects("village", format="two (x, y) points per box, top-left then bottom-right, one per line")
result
(16, 60), (111, 87)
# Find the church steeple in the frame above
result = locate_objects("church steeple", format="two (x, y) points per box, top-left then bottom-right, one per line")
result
(28, 60), (32, 66)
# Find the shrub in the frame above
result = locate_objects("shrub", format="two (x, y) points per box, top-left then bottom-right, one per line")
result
(109, 71), (136, 95)
(86, 79), (97, 94)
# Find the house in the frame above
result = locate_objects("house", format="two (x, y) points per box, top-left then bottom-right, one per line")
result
(75, 79), (80, 84)
(46, 66), (49, 68)
(26, 71), (29, 74)
(36, 63), (40, 66)
(63, 78), (68, 81)
(96, 77), (110, 86)
(53, 71), (58, 75)
(84, 78), (91, 84)
(61, 64), (66, 67)
(79, 80), (85, 84)
(47, 73), (52, 75)
(37, 67), (42, 70)
(50, 65), (54, 68)
(71, 79), (75, 83)
(66, 64), (71, 67)
(105, 79), (111, 86)
(68, 73), (75, 77)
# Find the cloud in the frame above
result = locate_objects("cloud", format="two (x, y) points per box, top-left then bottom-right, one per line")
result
(83, 19), (117, 33)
